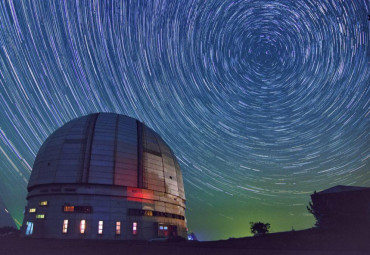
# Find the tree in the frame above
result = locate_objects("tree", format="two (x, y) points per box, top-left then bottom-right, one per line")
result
(250, 221), (271, 236)
(307, 191), (324, 228)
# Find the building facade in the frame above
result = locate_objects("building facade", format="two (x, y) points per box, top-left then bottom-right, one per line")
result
(21, 113), (187, 240)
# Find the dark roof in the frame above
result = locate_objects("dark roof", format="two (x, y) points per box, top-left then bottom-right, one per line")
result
(317, 185), (370, 194)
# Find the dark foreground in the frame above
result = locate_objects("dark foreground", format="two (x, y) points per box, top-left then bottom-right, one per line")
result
(1, 228), (369, 255)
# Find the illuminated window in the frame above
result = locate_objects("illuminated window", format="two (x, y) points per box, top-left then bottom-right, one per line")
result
(29, 208), (36, 213)
(39, 201), (48, 206)
(98, 221), (103, 235)
(128, 208), (184, 220)
(63, 205), (92, 213)
(25, 222), (34, 236)
(63, 206), (75, 212)
(158, 224), (169, 237)
(132, 222), (137, 235)
(80, 220), (86, 234)
(62, 220), (68, 233)
(36, 214), (45, 219)
(144, 211), (153, 216)
(116, 221), (121, 235)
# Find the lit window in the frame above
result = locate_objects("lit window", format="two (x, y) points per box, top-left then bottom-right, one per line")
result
(62, 220), (68, 233)
(132, 222), (137, 235)
(116, 221), (121, 235)
(98, 221), (103, 235)
(144, 211), (153, 216)
(158, 224), (169, 237)
(63, 206), (75, 212)
(39, 201), (48, 206)
(63, 205), (92, 213)
(80, 220), (86, 234)
(29, 208), (36, 213)
(36, 214), (45, 219)
(25, 222), (34, 235)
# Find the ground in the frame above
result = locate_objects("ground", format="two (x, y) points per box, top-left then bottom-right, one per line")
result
(1, 228), (369, 255)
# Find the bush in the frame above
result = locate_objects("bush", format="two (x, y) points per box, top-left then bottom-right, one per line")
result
(250, 222), (271, 236)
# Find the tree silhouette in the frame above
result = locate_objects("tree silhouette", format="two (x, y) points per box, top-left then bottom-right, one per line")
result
(307, 191), (324, 227)
(250, 221), (271, 236)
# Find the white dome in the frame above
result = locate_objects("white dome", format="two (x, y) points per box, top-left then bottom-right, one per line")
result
(28, 113), (185, 200)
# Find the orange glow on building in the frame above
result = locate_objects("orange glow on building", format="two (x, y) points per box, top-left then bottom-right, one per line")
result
(116, 221), (121, 235)
(63, 206), (74, 212)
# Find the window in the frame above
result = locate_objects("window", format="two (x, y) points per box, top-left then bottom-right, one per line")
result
(116, 221), (121, 235)
(98, 221), (103, 235)
(63, 205), (92, 213)
(80, 220), (86, 234)
(75, 206), (92, 213)
(25, 222), (34, 236)
(36, 214), (45, 219)
(158, 224), (169, 237)
(158, 224), (177, 237)
(29, 208), (36, 213)
(63, 206), (75, 212)
(128, 208), (184, 220)
(144, 211), (153, 216)
(39, 201), (48, 206)
(62, 220), (68, 233)
(132, 222), (137, 235)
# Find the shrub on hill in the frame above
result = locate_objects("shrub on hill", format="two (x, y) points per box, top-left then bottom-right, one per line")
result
(250, 222), (271, 236)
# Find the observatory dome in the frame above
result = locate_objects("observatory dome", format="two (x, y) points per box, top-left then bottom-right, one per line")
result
(28, 113), (185, 199)
(22, 113), (187, 240)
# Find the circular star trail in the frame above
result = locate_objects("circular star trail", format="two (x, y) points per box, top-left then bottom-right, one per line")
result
(0, 0), (369, 240)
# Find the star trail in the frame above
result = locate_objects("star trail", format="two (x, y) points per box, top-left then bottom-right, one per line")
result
(0, 0), (369, 240)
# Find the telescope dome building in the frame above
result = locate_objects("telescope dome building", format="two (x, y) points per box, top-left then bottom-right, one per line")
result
(21, 113), (187, 240)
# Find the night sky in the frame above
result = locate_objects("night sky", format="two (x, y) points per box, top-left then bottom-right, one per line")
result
(0, 0), (369, 241)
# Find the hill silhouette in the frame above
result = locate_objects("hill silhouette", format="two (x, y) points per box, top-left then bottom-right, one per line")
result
(1, 228), (369, 255)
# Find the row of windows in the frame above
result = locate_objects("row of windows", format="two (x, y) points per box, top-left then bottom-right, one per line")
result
(62, 220), (136, 236)
(60, 206), (185, 221)
(39, 188), (76, 193)
(29, 202), (183, 222)
(26, 220), (177, 237)
(128, 209), (185, 220)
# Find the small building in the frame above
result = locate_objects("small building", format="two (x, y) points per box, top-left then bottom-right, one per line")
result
(309, 185), (370, 229)
(20, 113), (187, 240)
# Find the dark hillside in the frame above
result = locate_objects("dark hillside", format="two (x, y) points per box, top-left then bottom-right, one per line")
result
(1, 228), (369, 255)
